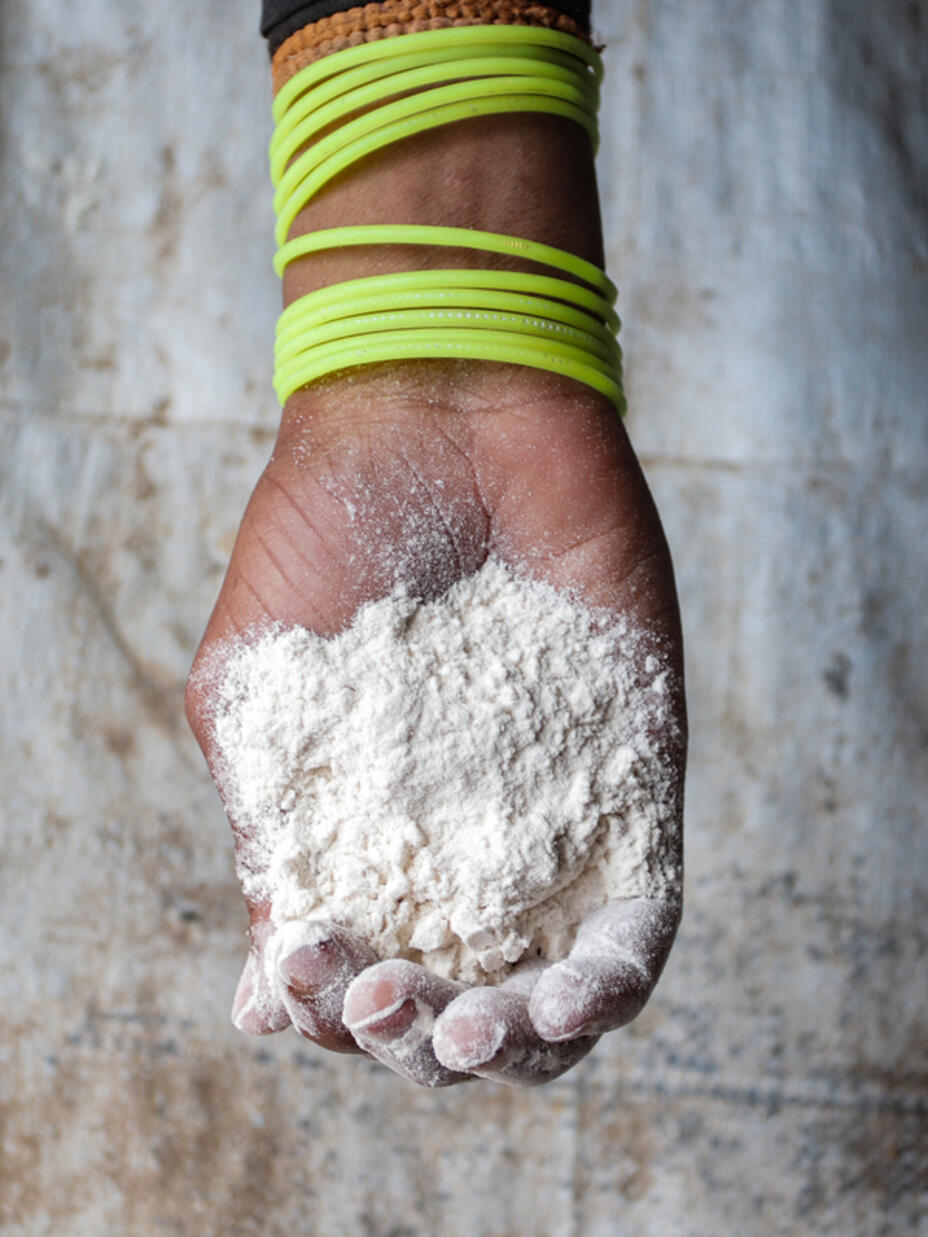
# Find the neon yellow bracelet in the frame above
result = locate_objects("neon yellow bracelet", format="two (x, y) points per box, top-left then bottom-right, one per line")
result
(274, 275), (626, 348)
(275, 309), (621, 397)
(269, 26), (626, 415)
(273, 246), (624, 397)
(270, 50), (599, 187)
(275, 261), (620, 336)
(277, 331), (624, 409)
(274, 276), (621, 372)
(273, 76), (597, 229)
(273, 224), (618, 308)
(273, 251), (624, 404)
(272, 27), (601, 245)
(274, 78), (598, 247)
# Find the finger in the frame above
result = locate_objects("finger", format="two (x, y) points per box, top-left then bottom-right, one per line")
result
(270, 920), (377, 1054)
(433, 986), (598, 1086)
(342, 960), (472, 1088)
(230, 948), (291, 1036)
(529, 897), (681, 1042)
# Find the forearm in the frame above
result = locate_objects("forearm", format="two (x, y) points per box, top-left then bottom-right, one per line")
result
(186, 5), (680, 1088)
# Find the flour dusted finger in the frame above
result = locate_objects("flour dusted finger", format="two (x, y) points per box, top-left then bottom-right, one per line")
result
(433, 987), (598, 1086)
(271, 920), (376, 1053)
(529, 897), (681, 1041)
(231, 949), (291, 1036)
(343, 961), (471, 1088)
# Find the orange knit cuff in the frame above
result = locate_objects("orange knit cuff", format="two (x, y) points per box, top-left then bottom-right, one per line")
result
(270, 0), (601, 95)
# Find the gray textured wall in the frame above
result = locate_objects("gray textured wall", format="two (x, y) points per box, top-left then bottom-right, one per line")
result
(2, 2), (926, 1234)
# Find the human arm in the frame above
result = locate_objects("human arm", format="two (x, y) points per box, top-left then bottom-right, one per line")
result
(184, 8), (685, 1087)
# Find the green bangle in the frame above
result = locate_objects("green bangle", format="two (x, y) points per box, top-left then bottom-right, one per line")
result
(275, 286), (620, 360)
(275, 263), (619, 335)
(274, 79), (598, 247)
(274, 224), (618, 307)
(269, 26), (626, 414)
(274, 329), (624, 410)
(276, 324), (619, 405)
(275, 309), (621, 383)
(276, 284), (617, 348)
(270, 50), (599, 186)
(272, 27), (601, 245)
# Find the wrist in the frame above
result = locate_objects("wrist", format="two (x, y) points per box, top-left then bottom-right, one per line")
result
(279, 110), (608, 424)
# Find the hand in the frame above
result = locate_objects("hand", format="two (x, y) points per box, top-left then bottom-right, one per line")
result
(185, 354), (685, 1086)
(187, 105), (684, 1085)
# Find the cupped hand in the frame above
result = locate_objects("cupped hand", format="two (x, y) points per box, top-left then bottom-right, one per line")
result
(185, 359), (685, 1086)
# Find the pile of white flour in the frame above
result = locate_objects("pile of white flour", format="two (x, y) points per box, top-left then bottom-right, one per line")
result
(211, 556), (680, 985)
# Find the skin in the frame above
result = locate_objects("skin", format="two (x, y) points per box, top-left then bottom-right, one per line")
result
(185, 107), (686, 1086)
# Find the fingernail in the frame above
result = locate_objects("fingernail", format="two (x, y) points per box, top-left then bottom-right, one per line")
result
(434, 1016), (507, 1071)
(278, 940), (343, 993)
(272, 921), (344, 993)
(345, 996), (418, 1041)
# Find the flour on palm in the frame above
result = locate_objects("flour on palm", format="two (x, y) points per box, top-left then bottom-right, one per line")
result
(211, 556), (680, 986)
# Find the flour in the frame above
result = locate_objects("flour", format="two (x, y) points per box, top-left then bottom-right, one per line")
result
(210, 556), (680, 988)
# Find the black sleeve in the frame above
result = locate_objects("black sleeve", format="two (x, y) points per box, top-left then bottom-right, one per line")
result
(262, 1), (592, 55)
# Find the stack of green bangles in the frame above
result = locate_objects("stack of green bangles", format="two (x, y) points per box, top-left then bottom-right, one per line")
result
(270, 24), (625, 415)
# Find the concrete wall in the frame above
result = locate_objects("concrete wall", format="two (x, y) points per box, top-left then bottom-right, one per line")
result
(1, 1), (926, 1233)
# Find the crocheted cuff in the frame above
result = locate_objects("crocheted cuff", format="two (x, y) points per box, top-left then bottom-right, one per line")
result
(270, 0), (601, 95)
